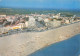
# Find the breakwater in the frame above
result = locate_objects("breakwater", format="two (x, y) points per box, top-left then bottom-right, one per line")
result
(0, 22), (80, 56)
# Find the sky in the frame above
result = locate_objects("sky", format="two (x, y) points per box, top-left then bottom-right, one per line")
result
(0, 0), (80, 9)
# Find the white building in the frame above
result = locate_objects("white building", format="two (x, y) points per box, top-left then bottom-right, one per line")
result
(37, 17), (43, 21)
(25, 21), (28, 28)
(44, 19), (49, 23)
(45, 19), (61, 28)
(0, 15), (6, 17)
(53, 13), (61, 19)
(53, 19), (61, 27)
(65, 20), (70, 24)
(28, 16), (36, 28)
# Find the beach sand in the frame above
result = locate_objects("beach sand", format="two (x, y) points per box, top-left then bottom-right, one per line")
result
(0, 22), (80, 56)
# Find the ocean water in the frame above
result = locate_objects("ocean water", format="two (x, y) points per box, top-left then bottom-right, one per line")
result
(29, 34), (80, 56)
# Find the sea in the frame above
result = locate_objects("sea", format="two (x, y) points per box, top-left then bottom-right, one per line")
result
(29, 34), (80, 56)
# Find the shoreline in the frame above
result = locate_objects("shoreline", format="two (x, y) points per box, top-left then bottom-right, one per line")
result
(0, 22), (80, 56)
(29, 33), (80, 56)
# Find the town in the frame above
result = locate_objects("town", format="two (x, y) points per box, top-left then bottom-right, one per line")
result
(0, 13), (80, 37)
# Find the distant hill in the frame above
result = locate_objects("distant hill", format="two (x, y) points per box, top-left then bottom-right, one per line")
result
(0, 8), (80, 17)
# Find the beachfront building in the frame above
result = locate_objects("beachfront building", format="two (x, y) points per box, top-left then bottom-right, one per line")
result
(44, 18), (61, 28)
(28, 16), (36, 28)
(51, 19), (61, 27)
(44, 18), (50, 27)
(65, 19), (70, 24)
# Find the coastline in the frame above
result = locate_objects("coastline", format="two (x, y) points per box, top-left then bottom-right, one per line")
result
(29, 34), (80, 56)
(0, 22), (80, 56)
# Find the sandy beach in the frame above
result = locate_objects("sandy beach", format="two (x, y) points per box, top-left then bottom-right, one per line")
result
(0, 22), (80, 56)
